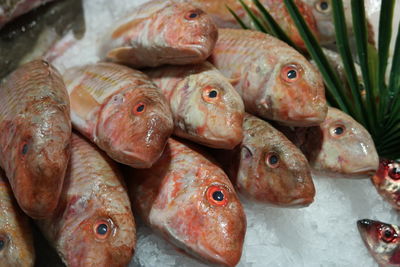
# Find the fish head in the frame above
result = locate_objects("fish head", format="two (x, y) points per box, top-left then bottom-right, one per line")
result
(302, 0), (353, 45)
(59, 181), (136, 267)
(10, 99), (71, 218)
(159, 164), (246, 266)
(97, 82), (173, 168)
(371, 160), (400, 209)
(259, 45), (327, 126)
(357, 219), (400, 266)
(162, 3), (218, 62)
(0, 175), (34, 267)
(235, 115), (315, 206)
(305, 107), (379, 176)
(171, 64), (244, 149)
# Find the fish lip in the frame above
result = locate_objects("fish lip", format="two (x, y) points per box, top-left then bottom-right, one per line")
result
(347, 167), (378, 176)
(357, 219), (373, 229)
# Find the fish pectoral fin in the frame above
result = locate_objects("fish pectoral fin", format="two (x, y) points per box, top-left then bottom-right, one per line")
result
(106, 47), (135, 61)
(228, 75), (241, 86)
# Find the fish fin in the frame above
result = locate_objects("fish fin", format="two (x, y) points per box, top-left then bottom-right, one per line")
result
(106, 47), (136, 62)
(228, 75), (241, 86)
(111, 17), (148, 39)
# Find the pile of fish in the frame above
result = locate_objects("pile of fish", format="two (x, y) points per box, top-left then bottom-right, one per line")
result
(0, 0), (393, 266)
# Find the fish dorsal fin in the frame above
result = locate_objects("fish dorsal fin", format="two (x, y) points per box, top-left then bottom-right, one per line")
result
(111, 17), (149, 39)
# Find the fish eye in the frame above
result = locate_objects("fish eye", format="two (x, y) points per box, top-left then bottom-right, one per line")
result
(185, 10), (201, 20)
(265, 152), (279, 168)
(379, 224), (397, 243)
(206, 185), (228, 207)
(94, 220), (111, 239)
(389, 165), (400, 180)
(281, 64), (301, 83)
(0, 238), (4, 251)
(202, 86), (220, 103)
(133, 102), (146, 115)
(21, 143), (29, 155)
(316, 1), (330, 13)
(330, 124), (346, 137)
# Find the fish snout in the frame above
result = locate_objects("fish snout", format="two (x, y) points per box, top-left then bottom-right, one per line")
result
(358, 219), (373, 230)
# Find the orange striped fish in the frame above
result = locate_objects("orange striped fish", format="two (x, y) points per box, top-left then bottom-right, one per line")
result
(127, 138), (246, 267)
(102, 0), (218, 68)
(0, 170), (35, 267)
(146, 62), (244, 149)
(37, 133), (136, 267)
(0, 60), (71, 219)
(63, 62), (173, 168)
(210, 29), (327, 127)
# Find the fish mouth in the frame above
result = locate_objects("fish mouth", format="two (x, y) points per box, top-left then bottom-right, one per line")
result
(357, 219), (373, 231)
(347, 167), (378, 176)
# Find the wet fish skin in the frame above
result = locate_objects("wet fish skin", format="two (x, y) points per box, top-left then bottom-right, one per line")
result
(278, 107), (379, 177)
(371, 160), (400, 210)
(63, 62), (173, 168)
(0, 170), (35, 267)
(210, 28), (327, 127)
(0, 59), (71, 219)
(128, 138), (246, 267)
(102, 0), (218, 68)
(214, 113), (315, 206)
(179, 0), (318, 50)
(357, 219), (400, 266)
(0, 0), (54, 28)
(37, 133), (136, 267)
(146, 62), (244, 149)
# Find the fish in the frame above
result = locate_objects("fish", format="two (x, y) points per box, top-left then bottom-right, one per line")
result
(178, 0), (318, 50)
(371, 160), (400, 210)
(276, 107), (379, 177)
(0, 170), (35, 267)
(357, 219), (400, 266)
(101, 0), (218, 68)
(36, 133), (136, 267)
(0, 59), (71, 219)
(127, 138), (246, 267)
(146, 61), (244, 149)
(63, 62), (173, 168)
(210, 28), (327, 127)
(0, 0), (54, 29)
(213, 113), (315, 206)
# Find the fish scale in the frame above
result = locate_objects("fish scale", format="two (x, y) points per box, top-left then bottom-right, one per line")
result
(36, 133), (136, 267)
(210, 28), (327, 126)
(0, 171), (35, 267)
(0, 59), (71, 219)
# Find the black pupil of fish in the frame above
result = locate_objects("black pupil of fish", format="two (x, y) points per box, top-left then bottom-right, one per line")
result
(22, 144), (28, 155)
(97, 224), (108, 235)
(384, 229), (393, 238)
(189, 12), (198, 19)
(269, 155), (279, 165)
(212, 190), (224, 202)
(320, 1), (328, 10)
(0, 239), (4, 250)
(208, 90), (218, 98)
(136, 104), (145, 113)
(287, 69), (297, 79)
(390, 167), (400, 179)
(334, 127), (344, 135)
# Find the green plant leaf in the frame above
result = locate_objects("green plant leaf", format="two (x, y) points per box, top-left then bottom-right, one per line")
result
(351, 0), (378, 133)
(331, 0), (366, 126)
(283, 0), (350, 113)
(226, 4), (250, 29)
(238, 0), (268, 33)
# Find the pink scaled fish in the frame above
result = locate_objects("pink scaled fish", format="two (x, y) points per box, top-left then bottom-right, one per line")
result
(277, 107), (379, 177)
(358, 219), (400, 266)
(0, 170), (35, 267)
(210, 29), (327, 127)
(146, 62), (244, 149)
(128, 138), (246, 267)
(0, 59), (71, 219)
(213, 113), (315, 206)
(371, 160), (400, 210)
(102, 0), (218, 68)
(37, 133), (136, 267)
(63, 62), (173, 168)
